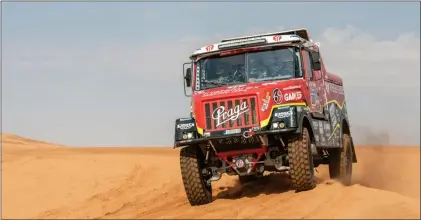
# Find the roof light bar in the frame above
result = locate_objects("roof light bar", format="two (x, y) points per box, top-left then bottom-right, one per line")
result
(218, 38), (267, 50)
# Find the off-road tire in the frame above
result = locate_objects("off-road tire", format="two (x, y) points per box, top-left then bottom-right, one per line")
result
(180, 146), (213, 206)
(287, 127), (316, 192)
(328, 134), (352, 185)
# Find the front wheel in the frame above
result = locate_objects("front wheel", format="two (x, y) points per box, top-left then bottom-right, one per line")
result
(180, 146), (213, 206)
(287, 127), (317, 192)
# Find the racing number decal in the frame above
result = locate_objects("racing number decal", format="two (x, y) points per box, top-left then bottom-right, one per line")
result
(272, 88), (283, 104)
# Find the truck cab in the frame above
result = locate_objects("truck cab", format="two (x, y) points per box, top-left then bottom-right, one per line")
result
(174, 28), (357, 206)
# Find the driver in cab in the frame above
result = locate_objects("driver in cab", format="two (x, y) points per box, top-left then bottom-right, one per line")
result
(248, 48), (296, 83)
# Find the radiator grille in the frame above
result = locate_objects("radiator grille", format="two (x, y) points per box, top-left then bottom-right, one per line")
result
(204, 96), (259, 131)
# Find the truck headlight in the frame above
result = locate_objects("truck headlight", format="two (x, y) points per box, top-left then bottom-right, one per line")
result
(272, 122), (279, 129)
(187, 132), (193, 139)
(279, 122), (285, 129)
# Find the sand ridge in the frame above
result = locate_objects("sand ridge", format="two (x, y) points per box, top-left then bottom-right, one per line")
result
(2, 134), (420, 219)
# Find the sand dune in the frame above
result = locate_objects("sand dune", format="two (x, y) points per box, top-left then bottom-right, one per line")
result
(2, 134), (420, 219)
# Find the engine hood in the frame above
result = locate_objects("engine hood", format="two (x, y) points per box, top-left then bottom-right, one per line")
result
(191, 79), (308, 135)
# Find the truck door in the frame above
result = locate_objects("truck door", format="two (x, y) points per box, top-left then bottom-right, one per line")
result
(302, 49), (325, 116)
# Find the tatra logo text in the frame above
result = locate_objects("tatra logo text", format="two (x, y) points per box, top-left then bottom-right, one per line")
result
(212, 102), (249, 127)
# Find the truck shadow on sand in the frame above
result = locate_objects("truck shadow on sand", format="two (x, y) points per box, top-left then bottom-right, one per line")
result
(214, 173), (326, 200)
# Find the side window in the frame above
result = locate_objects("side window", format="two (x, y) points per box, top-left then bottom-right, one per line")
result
(303, 50), (313, 80)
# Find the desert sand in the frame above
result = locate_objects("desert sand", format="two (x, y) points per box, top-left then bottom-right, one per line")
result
(2, 133), (420, 219)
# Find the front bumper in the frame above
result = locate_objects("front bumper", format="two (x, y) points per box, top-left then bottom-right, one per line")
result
(173, 127), (297, 148)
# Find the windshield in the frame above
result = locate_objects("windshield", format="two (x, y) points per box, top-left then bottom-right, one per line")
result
(196, 47), (301, 90)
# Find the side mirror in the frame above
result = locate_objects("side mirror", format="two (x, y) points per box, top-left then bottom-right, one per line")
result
(183, 62), (193, 97)
(314, 71), (322, 81)
(184, 68), (192, 87)
(310, 51), (322, 71)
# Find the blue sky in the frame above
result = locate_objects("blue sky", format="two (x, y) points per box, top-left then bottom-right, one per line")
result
(2, 2), (420, 146)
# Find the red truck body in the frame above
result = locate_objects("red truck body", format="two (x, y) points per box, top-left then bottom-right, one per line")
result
(174, 28), (357, 206)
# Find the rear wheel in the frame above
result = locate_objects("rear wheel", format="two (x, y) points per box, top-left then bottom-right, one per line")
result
(180, 146), (213, 206)
(287, 127), (317, 192)
(328, 134), (353, 185)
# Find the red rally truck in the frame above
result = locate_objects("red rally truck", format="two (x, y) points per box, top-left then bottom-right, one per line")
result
(173, 28), (358, 206)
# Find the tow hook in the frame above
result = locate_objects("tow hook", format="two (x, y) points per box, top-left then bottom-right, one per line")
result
(242, 130), (255, 139)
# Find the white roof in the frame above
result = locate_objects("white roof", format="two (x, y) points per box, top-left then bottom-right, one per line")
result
(191, 28), (313, 57)
(221, 28), (310, 42)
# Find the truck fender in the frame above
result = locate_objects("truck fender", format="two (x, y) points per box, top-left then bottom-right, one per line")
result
(297, 111), (317, 142)
(174, 117), (197, 142)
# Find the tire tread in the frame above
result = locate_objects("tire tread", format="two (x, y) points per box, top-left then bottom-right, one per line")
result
(180, 146), (212, 206)
(288, 127), (316, 192)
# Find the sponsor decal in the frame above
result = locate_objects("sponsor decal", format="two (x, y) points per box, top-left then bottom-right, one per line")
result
(272, 88), (283, 104)
(318, 121), (324, 134)
(262, 82), (279, 86)
(326, 82), (344, 95)
(261, 92), (270, 112)
(329, 104), (338, 128)
(204, 132), (211, 137)
(219, 37), (266, 49)
(179, 118), (192, 121)
(283, 85), (301, 91)
(310, 88), (317, 106)
(310, 87), (317, 94)
(227, 84), (247, 89)
(274, 111), (292, 119)
(195, 65), (201, 90)
(202, 86), (249, 97)
(324, 122), (331, 132)
(309, 81), (317, 87)
(284, 91), (303, 102)
(212, 101), (249, 127)
(224, 128), (241, 135)
(205, 45), (214, 51)
(273, 35), (282, 41)
(177, 123), (195, 130)
(318, 121), (323, 127)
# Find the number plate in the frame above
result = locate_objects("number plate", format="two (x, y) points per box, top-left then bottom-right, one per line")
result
(224, 128), (241, 135)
